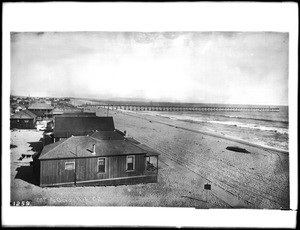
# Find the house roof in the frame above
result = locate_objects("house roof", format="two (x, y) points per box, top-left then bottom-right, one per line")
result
(10, 110), (37, 119)
(29, 110), (47, 117)
(38, 136), (147, 160)
(54, 116), (115, 138)
(125, 137), (141, 145)
(24, 109), (37, 118)
(28, 103), (53, 110)
(137, 144), (160, 156)
(90, 130), (125, 140)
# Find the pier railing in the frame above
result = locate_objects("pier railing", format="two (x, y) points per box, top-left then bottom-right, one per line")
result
(84, 104), (280, 112)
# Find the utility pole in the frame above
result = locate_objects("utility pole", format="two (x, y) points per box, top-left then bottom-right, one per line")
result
(204, 183), (211, 209)
(74, 145), (78, 186)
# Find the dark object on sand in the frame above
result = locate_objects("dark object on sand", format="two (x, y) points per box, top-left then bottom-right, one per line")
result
(204, 183), (211, 190)
(226, 146), (250, 153)
(10, 144), (17, 149)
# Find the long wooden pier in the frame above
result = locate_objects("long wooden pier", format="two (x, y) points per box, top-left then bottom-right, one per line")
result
(84, 104), (280, 112)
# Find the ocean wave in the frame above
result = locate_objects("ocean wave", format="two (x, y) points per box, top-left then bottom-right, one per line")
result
(152, 111), (289, 124)
(207, 120), (289, 134)
(217, 114), (289, 124)
(159, 114), (289, 135)
(135, 111), (289, 135)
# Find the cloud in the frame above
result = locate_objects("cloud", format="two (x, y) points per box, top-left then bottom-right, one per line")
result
(10, 32), (288, 105)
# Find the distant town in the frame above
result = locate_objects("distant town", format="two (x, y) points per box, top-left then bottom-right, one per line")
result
(10, 95), (74, 115)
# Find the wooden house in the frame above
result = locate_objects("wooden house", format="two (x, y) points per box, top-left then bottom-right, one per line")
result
(33, 134), (159, 187)
(28, 102), (53, 119)
(10, 110), (37, 129)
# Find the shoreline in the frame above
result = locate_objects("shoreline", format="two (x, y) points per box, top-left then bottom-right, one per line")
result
(104, 108), (290, 209)
(10, 107), (290, 209)
(112, 109), (289, 154)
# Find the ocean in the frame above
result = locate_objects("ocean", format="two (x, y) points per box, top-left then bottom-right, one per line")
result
(72, 99), (289, 151)
(134, 105), (289, 151)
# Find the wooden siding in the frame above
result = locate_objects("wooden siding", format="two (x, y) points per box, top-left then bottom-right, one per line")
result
(10, 119), (35, 129)
(108, 155), (145, 178)
(40, 154), (149, 187)
(76, 154), (146, 182)
(76, 157), (108, 182)
(40, 159), (75, 186)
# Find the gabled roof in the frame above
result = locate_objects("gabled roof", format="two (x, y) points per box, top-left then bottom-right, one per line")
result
(137, 144), (160, 156)
(28, 102), (53, 110)
(38, 136), (147, 160)
(10, 110), (37, 119)
(54, 116), (115, 138)
(29, 110), (47, 117)
(125, 137), (140, 145)
(23, 109), (37, 118)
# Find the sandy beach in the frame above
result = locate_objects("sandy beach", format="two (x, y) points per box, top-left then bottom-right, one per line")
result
(10, 108), (289, 209)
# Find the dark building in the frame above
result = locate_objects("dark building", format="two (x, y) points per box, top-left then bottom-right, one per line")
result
(28, 102), (53, 119)
(10, 110), (37, 129)
(33, 135), (159, 187)
(53, 116), (115, 142)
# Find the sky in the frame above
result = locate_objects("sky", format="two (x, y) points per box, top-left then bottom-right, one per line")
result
(10, 32), (288, 105)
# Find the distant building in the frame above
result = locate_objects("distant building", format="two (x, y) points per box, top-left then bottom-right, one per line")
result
(28, 102), (53, 119)
(46, 120), (54, 131)
(33, 134), (159, 187)
(10, 110), (37, 129)
(15, 106), (24, 113)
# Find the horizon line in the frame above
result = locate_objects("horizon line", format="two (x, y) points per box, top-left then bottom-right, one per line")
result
(10, 94), (289, 107)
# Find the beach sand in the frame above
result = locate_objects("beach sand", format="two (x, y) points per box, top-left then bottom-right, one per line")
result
(10, 108), (289, 209)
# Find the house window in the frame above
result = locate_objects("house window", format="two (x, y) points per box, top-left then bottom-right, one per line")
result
(126, 155), (135, 171)
(24, 120), (29, 123)
(65, 162), (75, 170)
(98, 158), (106, 173)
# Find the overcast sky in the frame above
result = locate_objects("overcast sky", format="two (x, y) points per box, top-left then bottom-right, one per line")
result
(11, 32), (288, 105)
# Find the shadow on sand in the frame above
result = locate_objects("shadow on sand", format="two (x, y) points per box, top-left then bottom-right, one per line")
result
(15, 165), (38, 186)
(15, 139), (43, 186)
(28, 138), (43, 152)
